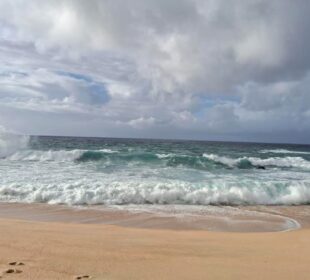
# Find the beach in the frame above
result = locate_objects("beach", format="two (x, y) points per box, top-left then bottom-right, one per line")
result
(1, 137), (310, 279)
(0, 216), (309, 280)
(0, 204), (310, 279)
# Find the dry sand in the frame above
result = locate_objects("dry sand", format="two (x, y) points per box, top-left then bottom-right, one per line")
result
(0, 204), (310, 279)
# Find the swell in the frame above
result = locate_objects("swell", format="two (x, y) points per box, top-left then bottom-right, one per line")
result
(4, 149), (310, 170)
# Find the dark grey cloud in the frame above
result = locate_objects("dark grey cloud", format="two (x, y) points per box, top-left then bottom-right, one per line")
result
(0, 0), (310, 143)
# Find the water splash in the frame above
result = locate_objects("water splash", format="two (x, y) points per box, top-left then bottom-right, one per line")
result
(0, 126), (29, 158)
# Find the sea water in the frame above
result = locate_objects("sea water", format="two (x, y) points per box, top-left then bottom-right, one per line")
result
(1, 133), (310, 208)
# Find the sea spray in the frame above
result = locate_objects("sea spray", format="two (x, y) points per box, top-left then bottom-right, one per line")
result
(0, 126), (29, 158)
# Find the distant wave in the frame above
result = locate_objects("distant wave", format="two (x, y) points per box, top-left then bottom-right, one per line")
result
(260, 149), (310, 155)
(6, 149), (118, 162)
(156, 153), (174, 159)
(1, 179), (310, 206)
(5, 149), (187, 164)
(7, 149), (84, 161)
(4, 149), (310, 170)
(203, 153), (310, 169)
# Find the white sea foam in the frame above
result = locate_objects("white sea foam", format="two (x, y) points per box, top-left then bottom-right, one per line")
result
(156, 153), (174, 159)
(260, 149), (310, 155)
(246, 156), (310, 169)
(1, 179), (310, 206)
(203, 153), (310, 169)
(203, 153), (237, 167)
(99, 149), (118, 154)
(106, 204), (301, 232)
(0, 127), (29, 158)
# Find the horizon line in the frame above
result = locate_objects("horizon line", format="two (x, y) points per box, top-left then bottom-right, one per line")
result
(29, 134), (310, 146)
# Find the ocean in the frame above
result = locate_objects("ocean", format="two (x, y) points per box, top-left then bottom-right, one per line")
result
(1, 134), (310, 209)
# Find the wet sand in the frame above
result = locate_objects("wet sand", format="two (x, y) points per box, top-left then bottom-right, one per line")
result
(0, 202), (303, 232)
(0, 203), (310, 279)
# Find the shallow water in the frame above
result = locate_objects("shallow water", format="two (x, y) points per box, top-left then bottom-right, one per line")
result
(0, 202), (302, 232)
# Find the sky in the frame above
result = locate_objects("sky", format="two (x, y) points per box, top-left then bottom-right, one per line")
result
(0, 0), (310, 144)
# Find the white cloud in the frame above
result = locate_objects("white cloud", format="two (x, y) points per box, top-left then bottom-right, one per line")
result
(0, 0), (310, 143)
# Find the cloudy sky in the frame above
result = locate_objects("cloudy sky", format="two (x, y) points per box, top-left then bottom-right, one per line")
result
(1, 0), (310, 143)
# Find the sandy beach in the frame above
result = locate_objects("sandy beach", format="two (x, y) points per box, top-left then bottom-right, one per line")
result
(0, 204), (310, 279)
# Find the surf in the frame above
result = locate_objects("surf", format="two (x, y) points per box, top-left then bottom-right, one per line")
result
(1, 179), (310, 206)
(4, 147), (310, 171)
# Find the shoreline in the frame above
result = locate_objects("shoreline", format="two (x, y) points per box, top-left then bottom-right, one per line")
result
(0, 202), (306, 232)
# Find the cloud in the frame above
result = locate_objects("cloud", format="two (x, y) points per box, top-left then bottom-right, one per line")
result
(0, 0), (310, 143)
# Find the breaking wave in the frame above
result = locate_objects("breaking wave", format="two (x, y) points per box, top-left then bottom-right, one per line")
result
(203, 153), (310, 170)
(7, 149), (85, 162)
(260, 149), (310, 155)
(4, 148), (310, 170)
(6, 149), (118, 162)
(1, 179), (310, 206)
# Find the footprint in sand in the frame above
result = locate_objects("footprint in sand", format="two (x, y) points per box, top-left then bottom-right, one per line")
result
(75, 275), (91, 279)
(2, 262), (25, 275)
(9, 262), (24, 266)
(5, 268), (22, 274)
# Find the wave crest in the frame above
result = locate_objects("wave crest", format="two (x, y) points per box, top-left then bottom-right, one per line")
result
(203, 153), (310, 169)
(1, 179), (310, 206)
(260, 149), (310, 155)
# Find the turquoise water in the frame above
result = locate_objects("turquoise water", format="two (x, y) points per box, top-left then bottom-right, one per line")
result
(1, 135), (310, 206)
